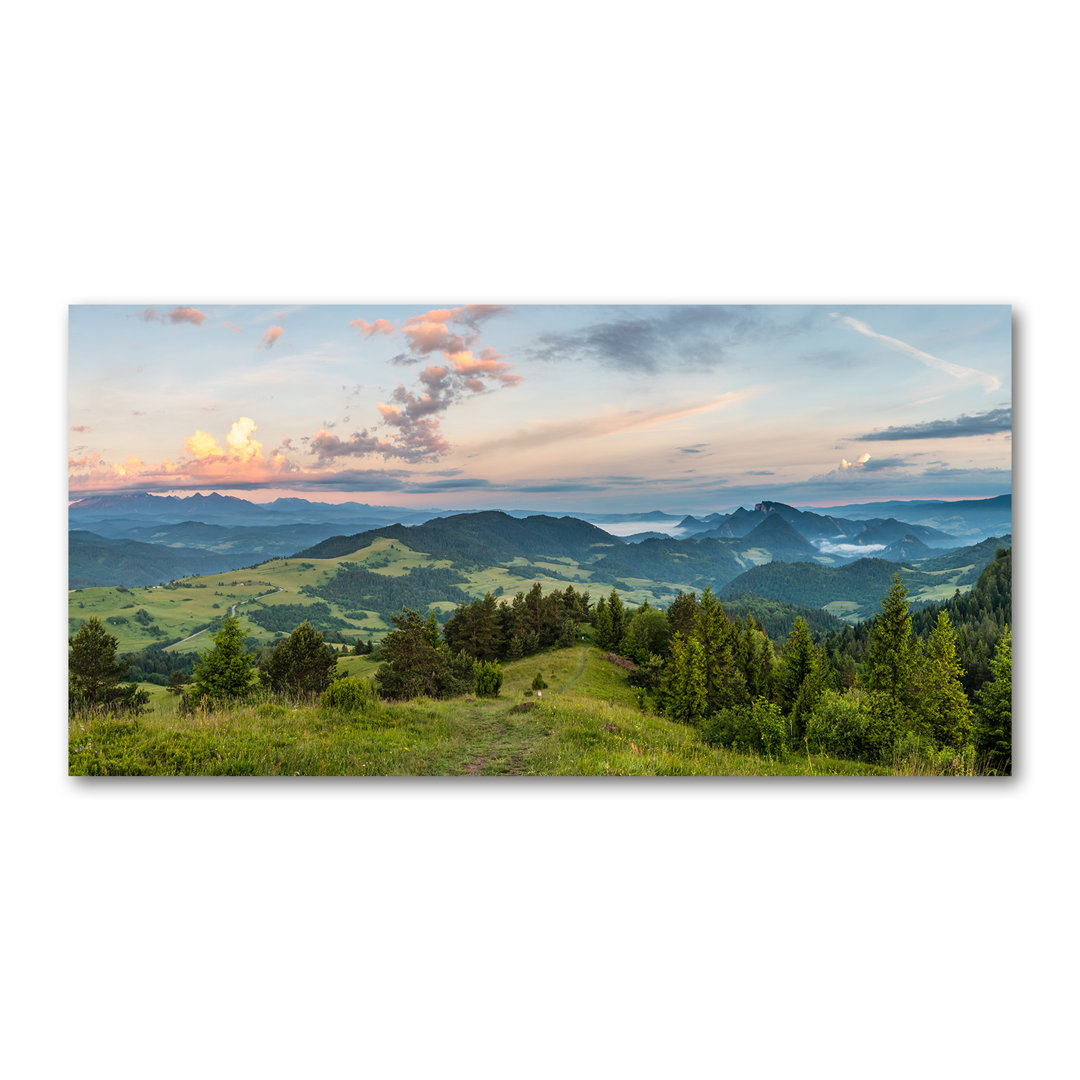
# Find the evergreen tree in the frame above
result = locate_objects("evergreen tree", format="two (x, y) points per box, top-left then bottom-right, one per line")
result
(190, 614), (255, 703)
(665, 590), (699, 641)
(921, 611), (975, 749)
(68, 616), (149, 715)
(975, 628), (1012, 773)
(867, 574), (915, 706)
(375, 608), (470, 701)
(607, 589), (626, 647)
(663, 634), (708, 726)
(778, 616), (824, 735)
(259, 621), (340, 700)
(594, 597), (614, 650)
(695, 587), (747, 712)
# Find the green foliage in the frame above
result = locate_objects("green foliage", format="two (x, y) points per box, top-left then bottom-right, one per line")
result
(594, 597), (614, 650)
(867, 574), (916, 704)
(69, 616), (149, 716)
(375, 608), (471, 701)
(474, 660), (504, 698)
(975, 628), (1012, 773)
(321, 676), (370, 714)
(919, 611), (975, 750)
(260, 621), (341, 701)
(621, 601), (672, 664)
(246, 601), (353, 636)
(777, 617), (824, 736)
(532, 672), (548, 690)
(190, 614), (256, 704)
(302, 561), (470, 622)
(805, 689), (872, 761)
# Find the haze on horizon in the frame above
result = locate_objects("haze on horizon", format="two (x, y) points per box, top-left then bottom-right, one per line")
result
(68, 304), (1012, 515)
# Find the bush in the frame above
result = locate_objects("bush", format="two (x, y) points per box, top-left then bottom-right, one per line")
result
(702, 698), (785, 757)
(474, 660), (504, 698)
(321, 676), (370, 714)
(531, 672), (548, 690)
(805, 689), (871, 761)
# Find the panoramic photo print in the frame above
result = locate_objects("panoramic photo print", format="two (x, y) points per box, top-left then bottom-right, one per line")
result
(68, 304), (1012, 775)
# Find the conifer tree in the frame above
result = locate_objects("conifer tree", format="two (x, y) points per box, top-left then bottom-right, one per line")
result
(922, 611), (975, 749)
(594, 597), (614, 650)
(607, 589), (625, 647)
(695, 587), (747, 711)
(663, 634), (708, 726)
(68, 616), (149, 714)
(259, 620), (340, 700)
(976, 628), (1012, 773)
(778, 616), (824, 735)
(867, 574), (915, 706)
(190, 614), (255, 703)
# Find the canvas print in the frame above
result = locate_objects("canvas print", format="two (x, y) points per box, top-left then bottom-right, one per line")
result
(67, 305), (1012, 776)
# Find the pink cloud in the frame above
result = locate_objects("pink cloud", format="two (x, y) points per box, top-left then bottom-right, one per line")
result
(168, 307), (207, 325)
(222, 321), (244, 333)
(261, 326), (284, 349)
(349, 318), (394, 336)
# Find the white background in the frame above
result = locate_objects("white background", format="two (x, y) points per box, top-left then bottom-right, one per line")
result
(5, 2), (1074, 1077)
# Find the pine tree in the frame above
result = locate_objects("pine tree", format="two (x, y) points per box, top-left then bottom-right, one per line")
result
(594, 598), (614, 650)
(663, 634), (708, 726)
(68, 616), (149, 715)
(922, 611), (975, 750)
(976, 628), (1012, 773)
(259, 621), (340, 701)
(607, 589), (625, 647)
(190, 614), (255, 703)
(695, 587), (747, 711)
(867, 574), (915, 706)
(778, 616), (824, 735)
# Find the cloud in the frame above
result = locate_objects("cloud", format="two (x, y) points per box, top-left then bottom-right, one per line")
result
(832, 313), (1002, 393)
(349, 318), (394, 336)
(70, 416), (294, 495)
(322, 305), (521, 463)
(134, 306), (208, 326)
(309, 427), (439, 464)
(71, 424), (90, 432)
(261, 325), (284, 350)
(853, 407), (1012, 441)
(529, 306), (795, 373)
(222, 322), (244, 333)
(839, 452), (873, 471)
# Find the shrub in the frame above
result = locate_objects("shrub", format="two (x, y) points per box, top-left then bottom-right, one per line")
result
(805, 689), (871, 761)
(474, 660), (504, 698)
(321, 676), (370, 714)
(750, 698), (787, 758)
(531, 672), (548, 690)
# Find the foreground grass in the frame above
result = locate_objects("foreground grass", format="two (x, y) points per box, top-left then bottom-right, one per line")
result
(70, 645), (890, 776)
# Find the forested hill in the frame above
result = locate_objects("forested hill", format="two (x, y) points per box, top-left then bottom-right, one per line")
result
(718, 536), (1010, 619)
(821, 546), (1011, 693)
(69, 531), (254, 589)
(296, 511), (623, 565)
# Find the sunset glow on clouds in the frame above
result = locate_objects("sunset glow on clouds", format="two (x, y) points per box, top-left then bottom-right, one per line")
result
(68, 304), (1012, 510)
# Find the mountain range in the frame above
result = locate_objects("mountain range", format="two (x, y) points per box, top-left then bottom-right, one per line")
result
(67, 492), (1012, 594)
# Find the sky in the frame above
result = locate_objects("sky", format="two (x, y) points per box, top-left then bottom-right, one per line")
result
(68, 304), (1012, 513)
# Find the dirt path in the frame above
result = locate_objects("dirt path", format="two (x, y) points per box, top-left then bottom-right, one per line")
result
(556, 645), (591, 696)
(451, 701), (546, 776)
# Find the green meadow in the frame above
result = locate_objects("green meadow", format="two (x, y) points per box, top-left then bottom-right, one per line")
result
(67, 536), (698, 655)
(69, 643), (888, 777)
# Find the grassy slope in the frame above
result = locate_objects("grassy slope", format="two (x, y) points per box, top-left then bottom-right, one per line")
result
(70, 643), (885, 776)
(67, 536), (697, 655)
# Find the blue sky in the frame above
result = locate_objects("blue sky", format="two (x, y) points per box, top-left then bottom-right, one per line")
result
(68, 303), (1012, 512)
